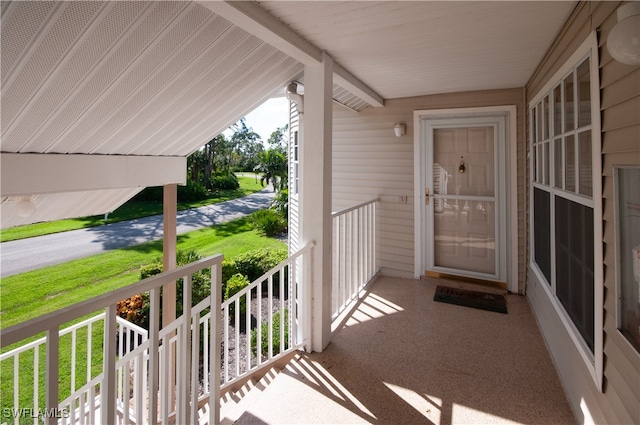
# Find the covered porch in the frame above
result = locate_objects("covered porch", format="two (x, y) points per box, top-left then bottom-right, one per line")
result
(221, 275), (575, 424)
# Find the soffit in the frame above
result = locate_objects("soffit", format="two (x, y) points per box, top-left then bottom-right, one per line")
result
(1, 1), (303, 157)
(258, 1), (577, 99)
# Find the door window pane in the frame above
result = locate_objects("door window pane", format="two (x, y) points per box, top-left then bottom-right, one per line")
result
(564, 74), (575, 131)
(579, 130), (592, 197)
(434, 199), (496, 275)
(565, 135), (576, 192)
(577, 58), (591, 127)
(433, 127), (494, 197)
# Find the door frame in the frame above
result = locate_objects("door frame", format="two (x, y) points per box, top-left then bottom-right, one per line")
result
(413, 106), (518, 293)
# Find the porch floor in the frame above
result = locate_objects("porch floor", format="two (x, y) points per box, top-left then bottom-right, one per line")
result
(221, 275), (575, 424)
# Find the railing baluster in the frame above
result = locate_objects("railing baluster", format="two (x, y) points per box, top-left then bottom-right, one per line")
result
(280, 267), (286, 354)
(235, 298), (240, 377)
(224, 305), (229, 383)
(191, 310), (200, 423)
(245, 287), (251, 372)
(257, 278), (262, 366)
(33, 345), (39, 425)
(44, 327), (59, 425)
(179, 273), (192, 425)
(13, 353), (19, 425)
(71, 329), (76, 396)
(148, 287), (160, 425)
(203, 314), (210, 393)
(210, 262), (222, 425)
(268, 276), (273, 359)
(101, 305), (116, 425)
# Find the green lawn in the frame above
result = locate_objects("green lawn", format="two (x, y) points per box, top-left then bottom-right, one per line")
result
(0, 175), (267, 242)
(0, 217), (284, 330)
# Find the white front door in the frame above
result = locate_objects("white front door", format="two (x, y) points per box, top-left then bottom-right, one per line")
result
(422, 115), (507, 283)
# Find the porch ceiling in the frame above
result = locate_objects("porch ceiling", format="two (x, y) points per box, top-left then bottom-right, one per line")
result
(258, 1), (578, 99)
(0, 1), (576, 228)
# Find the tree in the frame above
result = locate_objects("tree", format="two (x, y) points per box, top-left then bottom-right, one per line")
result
(254, 149), (287, 192)
(266, 124), (288, 155)
(187, 149), (205, 183)
(231, 118), (262, 171)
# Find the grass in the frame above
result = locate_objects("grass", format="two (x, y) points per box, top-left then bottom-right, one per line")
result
(0, 217), (284, 329)
(0, 216), (286, 419)
(0, 175), (266, 242)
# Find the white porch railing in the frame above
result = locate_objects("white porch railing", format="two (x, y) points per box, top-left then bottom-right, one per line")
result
(332, 198), (379, 319)
(0, 243), (315, 425)
(1, 255), (223, 425)
(0, 313), (148, 425)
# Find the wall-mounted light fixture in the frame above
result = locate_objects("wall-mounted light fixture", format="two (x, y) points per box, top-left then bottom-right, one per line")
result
(394, 122), (406, 137)
(459, 157), (466, 174)
(285, 82), (304, 113)
(607, 2), (640, 65)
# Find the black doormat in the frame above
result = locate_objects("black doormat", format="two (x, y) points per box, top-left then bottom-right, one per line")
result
(434, 285), (507, 314)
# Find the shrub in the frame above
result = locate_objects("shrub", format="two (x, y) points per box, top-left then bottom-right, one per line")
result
(117, 250), (211, 329)
(132, 186), (163, 202)
(225, 273), (250, 321)
(271, 189), (288, 218)
(212, 173), (239, 190)
(250, 209), (287, 236)
(178, 181), (209, 202)
(131, 181), (209, 203)
(232, 248), (288, 282)
(251, 309), (289, 357)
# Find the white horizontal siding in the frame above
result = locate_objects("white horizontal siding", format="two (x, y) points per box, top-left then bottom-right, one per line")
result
(332, 88), (525, 280)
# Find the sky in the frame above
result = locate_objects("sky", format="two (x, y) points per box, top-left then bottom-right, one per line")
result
(224, 96), (290, 143)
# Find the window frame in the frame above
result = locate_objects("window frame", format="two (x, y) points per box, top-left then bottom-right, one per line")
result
(528, 32), (603, 391)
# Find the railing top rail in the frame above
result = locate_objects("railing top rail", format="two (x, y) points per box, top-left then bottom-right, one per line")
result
(1, 254), (223, 348)
(331, 198), (379, 218)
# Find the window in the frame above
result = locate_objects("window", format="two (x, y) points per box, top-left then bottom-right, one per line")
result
(530, 55), (597, 354)
(291, 130), (299, 196)
(615, 167), (640, 353)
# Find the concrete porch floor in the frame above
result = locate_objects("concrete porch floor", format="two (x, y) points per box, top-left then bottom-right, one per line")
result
(221, 275), (576, 424)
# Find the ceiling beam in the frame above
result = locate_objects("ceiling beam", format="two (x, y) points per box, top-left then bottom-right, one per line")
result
(199, 1), (322, 66)
(1, 153), (186, 196)
(200, 1), (384, 108)
(333, 61), (384, 108)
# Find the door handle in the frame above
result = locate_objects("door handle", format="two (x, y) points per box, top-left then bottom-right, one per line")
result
(425, 188), (429, 205)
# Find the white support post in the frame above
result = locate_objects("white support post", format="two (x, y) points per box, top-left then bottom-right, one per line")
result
(301, 51), (333, 352)
(163, 184), (178, 326)
(162, 184), (177, 410)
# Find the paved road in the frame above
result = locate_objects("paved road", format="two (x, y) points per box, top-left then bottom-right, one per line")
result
(0, 189), (275, 278)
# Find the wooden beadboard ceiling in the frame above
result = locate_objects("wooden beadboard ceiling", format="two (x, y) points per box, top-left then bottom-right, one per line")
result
(258, 1), (577, 99)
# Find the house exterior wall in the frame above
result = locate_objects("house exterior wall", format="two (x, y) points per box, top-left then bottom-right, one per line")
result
(525, 1), (640, 424)
(332, 88), (527, 288)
